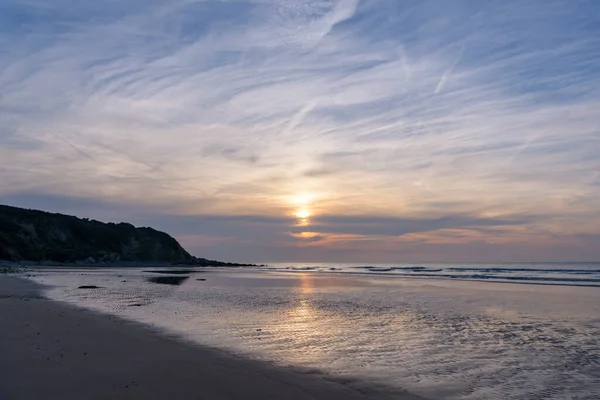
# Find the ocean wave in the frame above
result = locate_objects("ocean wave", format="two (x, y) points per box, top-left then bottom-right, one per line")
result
(445, 267), (600, 274)
(267, 263), (600, 287)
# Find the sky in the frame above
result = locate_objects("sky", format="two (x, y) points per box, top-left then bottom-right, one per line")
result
(1, 0), (600, 263)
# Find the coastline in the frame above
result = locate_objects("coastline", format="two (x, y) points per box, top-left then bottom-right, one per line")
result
(0, 275), (425, 400)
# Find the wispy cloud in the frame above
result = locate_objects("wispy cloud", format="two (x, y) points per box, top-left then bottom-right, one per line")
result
(1, 0), (599, 261)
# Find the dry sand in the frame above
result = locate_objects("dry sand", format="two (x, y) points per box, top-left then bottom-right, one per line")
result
(0, 276), (425, 400)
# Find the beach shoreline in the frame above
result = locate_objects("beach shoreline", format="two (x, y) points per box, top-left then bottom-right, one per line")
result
(0, 275), (425, 400)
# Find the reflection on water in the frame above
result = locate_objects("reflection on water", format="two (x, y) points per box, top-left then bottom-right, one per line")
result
(28, 268), (600, 400)
(278, 275), (325, 365)
(290, 275), (315, 323)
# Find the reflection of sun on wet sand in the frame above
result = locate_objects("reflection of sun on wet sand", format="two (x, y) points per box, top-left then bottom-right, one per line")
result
(292, 276), (316, 319)
(275, 275), (329, 364)
(288, 275), (317, 323)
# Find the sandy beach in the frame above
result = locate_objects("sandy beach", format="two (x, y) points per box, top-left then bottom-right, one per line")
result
(0, 275), (422, 400)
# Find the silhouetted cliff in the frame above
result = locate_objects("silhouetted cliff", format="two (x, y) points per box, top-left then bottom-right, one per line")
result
(0, 205), (240, 265)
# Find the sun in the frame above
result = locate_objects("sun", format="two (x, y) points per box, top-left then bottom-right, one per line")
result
(295, 209), (311, 219)
(287, 192), (316, 223)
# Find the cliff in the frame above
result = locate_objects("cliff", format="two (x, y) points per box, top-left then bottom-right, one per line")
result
(0, 205), (229, 265)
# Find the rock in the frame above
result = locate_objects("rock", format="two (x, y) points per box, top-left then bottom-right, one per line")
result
(78, 285), (101, 289)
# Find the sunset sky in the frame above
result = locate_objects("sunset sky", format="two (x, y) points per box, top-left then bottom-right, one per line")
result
(1, 0), (599, 263)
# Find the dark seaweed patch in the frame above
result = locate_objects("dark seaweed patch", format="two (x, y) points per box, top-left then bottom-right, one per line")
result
(147, 276), (189, 285)
(144, 270), (200, 275)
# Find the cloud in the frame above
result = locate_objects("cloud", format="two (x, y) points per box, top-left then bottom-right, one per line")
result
(298, 214), (533, 237)
(1, 0), (600, 261)
(289, 232), (327, 242)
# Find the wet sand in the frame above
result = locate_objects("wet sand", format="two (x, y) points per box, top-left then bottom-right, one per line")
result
(0, 276), (424, 400)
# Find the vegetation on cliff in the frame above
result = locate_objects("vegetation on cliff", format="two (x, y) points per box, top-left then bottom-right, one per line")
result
(0, 205), (247, 266)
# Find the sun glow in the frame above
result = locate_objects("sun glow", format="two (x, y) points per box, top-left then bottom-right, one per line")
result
(289, 193), (315, 206)
(287, 192), (317, 225)
(295, 209), (311, 219)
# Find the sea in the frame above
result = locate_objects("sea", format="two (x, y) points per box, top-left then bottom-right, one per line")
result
(26, 262), (600, 399)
